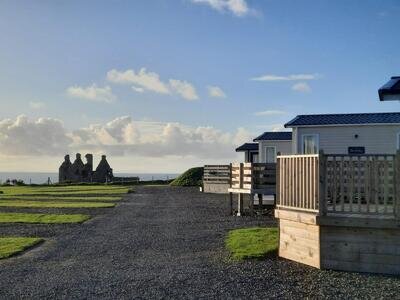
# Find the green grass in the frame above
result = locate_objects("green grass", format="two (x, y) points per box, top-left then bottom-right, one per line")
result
(0, 213), (90, 224)
(0, 195), (122, 202)
(0, 200), (115, 208)
(0, 185), (130, 195)
(225, 227), (278, 260)
(0, 237), (43, 259)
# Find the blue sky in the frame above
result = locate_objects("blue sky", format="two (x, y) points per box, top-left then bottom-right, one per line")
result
(0, 0), (399, 172)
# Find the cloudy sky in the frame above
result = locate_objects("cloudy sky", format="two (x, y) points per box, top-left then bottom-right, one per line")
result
(1, 0), (400, 173)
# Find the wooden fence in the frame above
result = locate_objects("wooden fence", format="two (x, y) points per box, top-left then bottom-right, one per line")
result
(277, 154), (320, 212)
(203, 165), (231, 184)
(324, 154), (398, 216)
(277, 152), (400, 218)
(230, 163), (276, 192)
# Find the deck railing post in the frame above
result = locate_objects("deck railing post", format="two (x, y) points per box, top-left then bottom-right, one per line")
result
(239, 163), (243, 189)
(395, 151), (400, 220)
(229, 163), (233, 188)
(318, 150), (326, 216)
(276, 152), (281, 207)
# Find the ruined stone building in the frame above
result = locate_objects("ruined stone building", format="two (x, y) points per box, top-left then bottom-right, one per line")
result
(59, 153), (113, 183)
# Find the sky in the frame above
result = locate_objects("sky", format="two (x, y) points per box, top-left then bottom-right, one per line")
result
(0, 0), (400, 173)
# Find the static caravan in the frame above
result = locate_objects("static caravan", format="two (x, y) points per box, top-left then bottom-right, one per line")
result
(275, 112), (400, 274)
(235, 143), (259, 163)
(253, 132), (292, 163)
(285, 112), (400, 155)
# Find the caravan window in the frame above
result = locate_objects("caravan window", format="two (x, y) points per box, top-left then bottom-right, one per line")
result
(302, 134), (319, 154)
(398, 132), (400, 150)
(265, 146), (276, 163)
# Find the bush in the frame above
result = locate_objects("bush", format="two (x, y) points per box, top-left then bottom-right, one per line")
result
(170, 167), (203, 187)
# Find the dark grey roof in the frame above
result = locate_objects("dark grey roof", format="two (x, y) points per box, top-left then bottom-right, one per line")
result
(379, 76), (400, 101)
(235, 143), (259, 152)
(253, 132), (292, 141)
(285, 112), (400, 127)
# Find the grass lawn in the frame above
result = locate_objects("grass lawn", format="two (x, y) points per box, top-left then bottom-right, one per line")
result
(0, 185), (130, 196)
(226, 227), (278, 260)
(0, 213), (90, 224)
(0, 195), (122, 202)
(0, 237), (43, 259)
(0, 200), (115, 208)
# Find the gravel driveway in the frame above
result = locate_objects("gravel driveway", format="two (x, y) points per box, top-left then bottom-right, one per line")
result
(0, 186), (399, 299)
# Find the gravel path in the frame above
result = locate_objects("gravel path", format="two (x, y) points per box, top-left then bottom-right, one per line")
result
(0, 186), (399, 299)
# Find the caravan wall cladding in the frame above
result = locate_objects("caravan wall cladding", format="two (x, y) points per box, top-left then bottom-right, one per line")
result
(292, 125), (400, 155)
(258, 140), (292, 163)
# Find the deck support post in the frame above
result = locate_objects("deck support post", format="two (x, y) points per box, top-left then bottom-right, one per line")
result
(249, 193), (255, 215)
(237, 193), (244, 216)
(229, 192), (233, 215)
(258, 193), (263, 209)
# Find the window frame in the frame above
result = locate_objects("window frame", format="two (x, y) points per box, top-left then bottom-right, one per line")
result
(397, 132), (400, 150)
(301, 134), (320, 154)
(264, 146), (277, 163)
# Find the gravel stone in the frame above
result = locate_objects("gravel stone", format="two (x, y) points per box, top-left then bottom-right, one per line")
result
(0, 186), (399, 299)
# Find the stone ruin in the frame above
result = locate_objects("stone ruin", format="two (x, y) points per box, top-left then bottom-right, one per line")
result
(59, 153), (113, 183)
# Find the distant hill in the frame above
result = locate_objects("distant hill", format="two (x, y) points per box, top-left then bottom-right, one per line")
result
(170, 167), (203, 187)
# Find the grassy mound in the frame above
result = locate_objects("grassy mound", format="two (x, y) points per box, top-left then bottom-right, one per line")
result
(226, 227), (278, 260)
(170, 167), (203, 187)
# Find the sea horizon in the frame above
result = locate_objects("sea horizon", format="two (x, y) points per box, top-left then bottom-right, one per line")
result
(0, 172), (180, 184)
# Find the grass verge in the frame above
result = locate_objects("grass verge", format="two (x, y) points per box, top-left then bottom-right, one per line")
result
(225, 227), (278, 260)
(0, 237), (43, 259)
(0, 200), (115, 208)
(0, 196), (122, 202)
(0, 213), (90, 224)
(0, 186), (130, 195)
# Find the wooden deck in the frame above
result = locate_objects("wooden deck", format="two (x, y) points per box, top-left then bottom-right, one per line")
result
(275, 151), (400, 275)
(227, 162), (276, 215)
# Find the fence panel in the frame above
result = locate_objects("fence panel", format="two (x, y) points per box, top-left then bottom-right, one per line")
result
(203, 165), (231, 184)
(323, 154), (396, 216)
(277, 154), (320, 212)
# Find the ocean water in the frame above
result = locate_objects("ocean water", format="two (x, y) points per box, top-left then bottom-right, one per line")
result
(0, 172), (179, 185)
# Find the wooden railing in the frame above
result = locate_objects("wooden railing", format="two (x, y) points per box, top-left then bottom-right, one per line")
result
(203, 165), (231, 184)
(323, 154), (398, 216)
(230, 163), (276, 192)
(231, 163), (252, 189)
(277, 152), (400, 218)
(277, 154), (320, 212)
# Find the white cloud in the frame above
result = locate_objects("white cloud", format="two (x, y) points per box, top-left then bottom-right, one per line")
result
(29, 101), (45, 109)
(169, 79), (199, 100)
(251, 73), (320, 81)
(0, 115), (72, 156)
(107, 68), (169, 94)
(190, 0), (254, 17)
(207, 85), (226, 98)
(0, 115), (255, 172)
(67, 84), (116, 103)
(132, 86), (144, 93)
(254, 110), (286, 116)
(254, 123), (287, 132)
(0, 115), (252, 159)
(71, 116), (250, 158)
(291, 82), (311, 93)
(107, 68), (199, 101)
